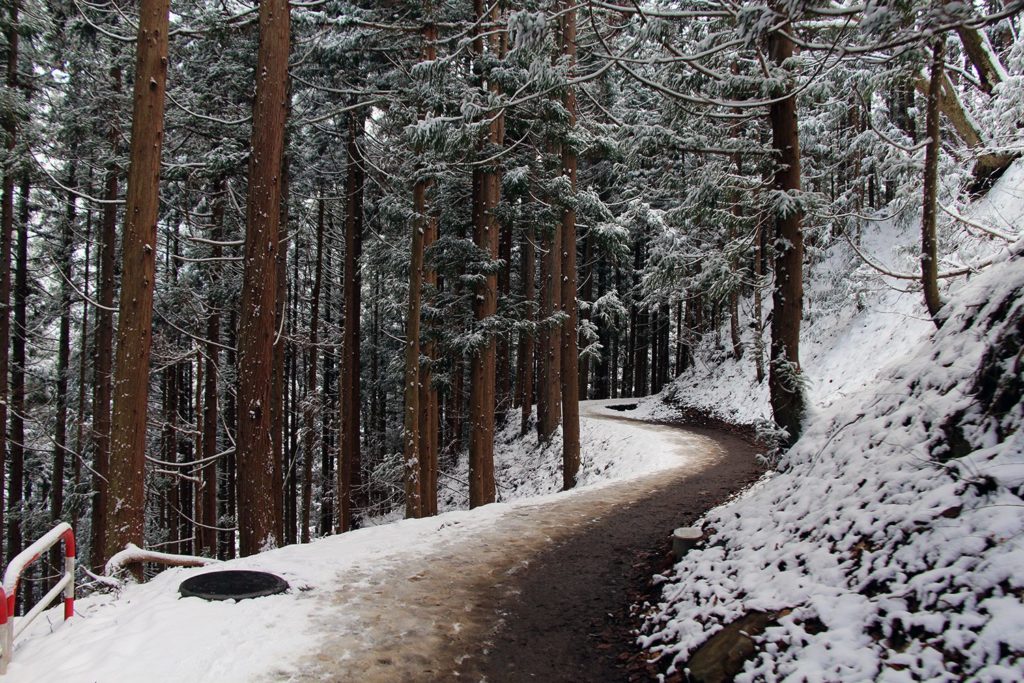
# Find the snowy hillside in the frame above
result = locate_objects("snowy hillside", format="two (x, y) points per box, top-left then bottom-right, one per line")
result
(638, 165), (1024, 679)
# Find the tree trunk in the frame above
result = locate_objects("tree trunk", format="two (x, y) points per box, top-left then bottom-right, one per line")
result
(913, 67), (1014, 186)
(559, 1), (580, 490)
(468, 0), (501, 508)
(73, 171), (93, 540)
(8, 172), (29, 567)
(418, 177), (440, 515)
(0, 0), (21, 566)
(536, 203), (562, 439)
(403, 163), (427, 520)
(50, 163), (76, 577)
(318, 239), (335, 536)
(339, 111), (365, 531)
(300, 195), (325, 543)
(104, 0), (170, 573)
(90, 65), (122, 571)
(921, 38), (945, 327)
(518, 225), (536, 435)
(221, 310), (237, 559)
(198, 177), (225, 557)
(578, 235), (593, 399)
(767, 22), (807, 447)
(236, 0), (289, 556)
(956, 24), (1006, 95)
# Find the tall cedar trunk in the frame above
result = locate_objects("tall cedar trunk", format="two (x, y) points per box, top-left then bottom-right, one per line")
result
(0, 0), (20, 564)
(404, 24), (438, 519)
(496, 221), (512, 421)
(634, 307), (649, 396)
(163, 364), (179, 554)
(518, 225), (535, 435)
(658, 302), (671, 388)
(301, 195), (325, 543)
(91, 65), (121, 571)
(921, 38), (944, 326)
(419, 210), (439, 516)
(767, 21), (807, 446)
(595, 262), (610, 399)
(403, 156), (427, 519)
(73, 172), (93, 539)
(271, 169), (290, 546)
(318, 239), (335, 535)
(50, 163), (76, 577)
(536, 196), (562, 438)
(339, 112), (365, 531)
(284, 238), (298, 545)
(468, 0), (500, 508)
(752, 202), (766, 383)
(221, 310), (237, 559)
(577, 235), (593, 399)
(198, 177), (225, 557)
(104, 0), (170, 571)
(650, 307), (660, 393)
(559, 1), (580, 489)
(8, 173), (28, 566)
(236, 0), (289, 556)
(418, 45), (440, 515)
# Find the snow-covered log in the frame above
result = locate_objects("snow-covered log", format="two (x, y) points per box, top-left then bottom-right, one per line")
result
(104, 544), (220, 578)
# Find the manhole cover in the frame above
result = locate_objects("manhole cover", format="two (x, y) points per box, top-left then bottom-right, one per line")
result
(179, 570), (289, 601)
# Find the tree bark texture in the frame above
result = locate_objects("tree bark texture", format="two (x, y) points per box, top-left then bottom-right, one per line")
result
(339, 112), (365, 531)
(468, 0), (500, 508)
(236, 0), (289, 556)
(90, 65), (122, 571)
(518, 225), (535, 436)
(921, 38), (945, 327)
(8, 173), (29, 566)
(559, 2), (581, 491)
(300, 195), (325, 542)
(0, 0), (20, 566)
(767, 22), (807, 447)
(537, 193), (562, 439)
(104, 0), (171, 571)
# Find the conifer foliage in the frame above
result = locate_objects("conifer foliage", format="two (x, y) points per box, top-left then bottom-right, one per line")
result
(0, 0), (1016, 587)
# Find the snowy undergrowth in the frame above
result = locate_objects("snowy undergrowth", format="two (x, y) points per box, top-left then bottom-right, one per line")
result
(639, 160), (1024, 431)
(639, 164), (1024, 680)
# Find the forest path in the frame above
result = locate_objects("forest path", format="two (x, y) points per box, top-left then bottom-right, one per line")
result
(284, 402), (762, 683)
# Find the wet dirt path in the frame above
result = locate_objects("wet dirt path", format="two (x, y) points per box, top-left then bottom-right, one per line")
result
(285, 405), (762, 682)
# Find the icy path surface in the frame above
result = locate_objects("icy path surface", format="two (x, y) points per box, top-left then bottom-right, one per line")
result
(280, 401), (721, 682)
(6, 401), (724, 683)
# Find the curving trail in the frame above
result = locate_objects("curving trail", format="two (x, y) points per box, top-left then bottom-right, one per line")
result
(283, 402), (762, 682)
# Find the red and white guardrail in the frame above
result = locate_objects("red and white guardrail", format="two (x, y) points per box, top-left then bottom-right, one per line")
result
(0, 522), (75, 674)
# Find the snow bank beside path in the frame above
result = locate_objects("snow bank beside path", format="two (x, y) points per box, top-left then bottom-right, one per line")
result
(4, 400), (695, 683)
(641, 245), (1024, 678)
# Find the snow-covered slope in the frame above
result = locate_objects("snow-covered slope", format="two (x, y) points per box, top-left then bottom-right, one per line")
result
(643, 160), (1024, 431)
(639, 165), (1024, 679)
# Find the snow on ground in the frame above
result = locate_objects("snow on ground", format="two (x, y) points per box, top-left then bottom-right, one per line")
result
(4, 400), (694, 683)
(639, 164), (1024, 679)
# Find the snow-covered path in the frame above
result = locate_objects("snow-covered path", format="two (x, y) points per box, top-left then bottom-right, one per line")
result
(7, 402), (758, 683)
(280, 403), (755, 682)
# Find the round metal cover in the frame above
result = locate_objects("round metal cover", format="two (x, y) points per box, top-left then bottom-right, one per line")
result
(179, 570), (289, 601)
